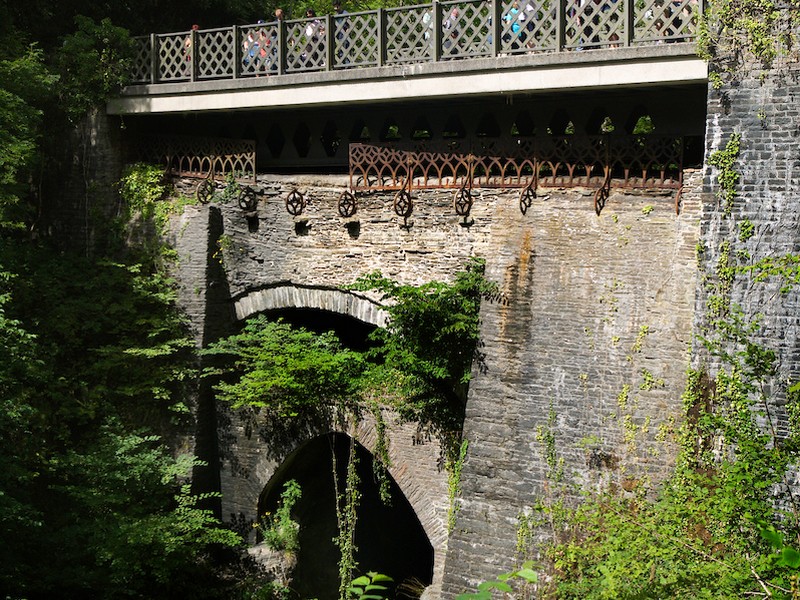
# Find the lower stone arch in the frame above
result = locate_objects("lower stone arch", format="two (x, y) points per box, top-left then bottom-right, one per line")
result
(219, 284), (450, 596)
(256, 431), (435, 600)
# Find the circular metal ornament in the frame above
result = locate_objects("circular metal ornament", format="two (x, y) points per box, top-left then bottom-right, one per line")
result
(519, 184), (536, 215)
(285, 189), (306, 216)
(453, 187), (473, 216)
(393, 190), (413, 218)
(338, 191), (357, 218)
(196, 177), (214, 204)
(238, 186), (258, 211)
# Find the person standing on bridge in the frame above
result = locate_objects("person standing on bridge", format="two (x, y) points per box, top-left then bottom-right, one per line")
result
(183, 24), (199, 77)
(332, 0), (350, 65)
(443, 7), (460, 55)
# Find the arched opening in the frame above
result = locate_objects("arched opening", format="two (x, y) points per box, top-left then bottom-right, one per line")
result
(260, 306), (377, 352)
(258, 433), (435, 600)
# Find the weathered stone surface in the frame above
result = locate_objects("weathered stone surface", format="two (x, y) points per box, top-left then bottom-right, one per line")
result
(167, 172), (701, 596)
(442, 174), (703, 593)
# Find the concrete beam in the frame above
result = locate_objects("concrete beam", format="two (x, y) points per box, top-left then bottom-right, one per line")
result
(108, 44), (707, 115)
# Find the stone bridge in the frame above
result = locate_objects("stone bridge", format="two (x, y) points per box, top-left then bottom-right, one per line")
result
(103, 1), (725, 595)
(165, 167), (702, 597)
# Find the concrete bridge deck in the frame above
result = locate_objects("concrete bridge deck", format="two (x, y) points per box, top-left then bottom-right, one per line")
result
(109, 0), (707, 115)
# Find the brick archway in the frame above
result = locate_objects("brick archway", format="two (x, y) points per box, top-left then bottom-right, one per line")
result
(220, 286), (449, 595)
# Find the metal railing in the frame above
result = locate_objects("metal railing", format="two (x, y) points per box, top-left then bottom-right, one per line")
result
(130, 0), (702, 84)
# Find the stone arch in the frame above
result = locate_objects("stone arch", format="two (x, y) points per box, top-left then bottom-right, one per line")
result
(223, 407), (449, 596)
(233, 285), (388, 327)
(223, 285), (448, 594)
(257, 431), (436, 599)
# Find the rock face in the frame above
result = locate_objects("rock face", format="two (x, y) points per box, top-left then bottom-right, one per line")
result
(165, 172), (702, 596)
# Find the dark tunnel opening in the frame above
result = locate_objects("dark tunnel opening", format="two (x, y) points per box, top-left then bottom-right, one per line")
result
(260, 307), (378, 352)
(258, 433), (435, 600)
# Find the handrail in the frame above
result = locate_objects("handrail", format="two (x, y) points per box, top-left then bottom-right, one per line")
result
(129, 0), (702, 85)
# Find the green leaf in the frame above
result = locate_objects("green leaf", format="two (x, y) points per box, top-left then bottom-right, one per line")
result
(781, 547), (800, 569)
(516, 568), (538, 583)
(455, 592), (492, 600)
(760, 527), (784, 549)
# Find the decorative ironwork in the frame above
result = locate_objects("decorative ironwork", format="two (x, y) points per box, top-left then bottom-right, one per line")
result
(594, 170), (611, 215)
(238, 186), (258, 211)
(454, 187), (473, 216)
(135, 134), (256, 183)
(286, 189), (306, 215)
(453, 152), (475, 216)
(393, 190), (414, 217)
(196, 177), (214, 203)
(130, 0), (702, 84)
(350, 136), (683, 194)
(519, 182), (536, 214)
(338, 191), (358, 217)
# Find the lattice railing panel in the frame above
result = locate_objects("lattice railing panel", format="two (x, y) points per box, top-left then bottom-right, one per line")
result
(157, 33), (191, 81)
(349, 136), (683, 191)
(135, 135), (256, 182)
(197, 28), (235, 79)
(386, 6), (433, 64)
(564, 0), (626, 50)
(241, 24), (280, 76)
(500, 0), (558, 54)
(285, 18), (327, 72)
(132, 37), (152, 83)
(634, 0), (699, 44)
(441, 1), (492, 59)
(608, 136), (683, 187)
(334, 12), (379, 68)
(131, 1), (702, 84)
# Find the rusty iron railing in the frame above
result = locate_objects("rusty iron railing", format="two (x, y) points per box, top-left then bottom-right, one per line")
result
(130, 0), (702, 84)
(134, 135), (256, 183)
(349, 136), (685, 213)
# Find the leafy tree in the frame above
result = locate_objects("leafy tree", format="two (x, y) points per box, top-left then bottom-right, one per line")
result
(203, 317), (368, 418)
(0, 238), (243, 598)
(56, 16), (136, 123)
(0, 44), (58, 228)
(353, 257), (498, 436)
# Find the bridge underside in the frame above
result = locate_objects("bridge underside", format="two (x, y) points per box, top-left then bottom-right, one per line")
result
(122, 82), (707, 170)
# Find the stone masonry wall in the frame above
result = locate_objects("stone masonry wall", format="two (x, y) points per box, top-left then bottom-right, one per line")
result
(165, 172), (702, 596)
(698, 63), (800, 434)
(442, 174), (703, 593)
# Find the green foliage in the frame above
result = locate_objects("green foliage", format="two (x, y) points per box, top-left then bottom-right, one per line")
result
(745, 254), (800, 294)
(259, 480), (302, 553)
(447, 439), (469, 534)
(698, 0), (799, 81)
(707, 133), (741, 217)
(348, 571), (394, 600)
(120, 162), (170, 213)
(352, 257), (498, 436)
(336, 440), (363, 600)
(544, 313), (800, 600)
(739, 218), (755, 242)
(455, 561), (538, 600)
(631, 115), (655, 135)
(55, 16), (135, 122)
(0, 44), (58, 228)
(0, 235), (238, 597)
(203, 316), (367, 417)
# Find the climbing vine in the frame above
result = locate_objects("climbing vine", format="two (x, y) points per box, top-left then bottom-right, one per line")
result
(447, 439), (469, 534)
(335, 438), (362, 600)
(698, 0), (799, 86)
(706, 133), (741, 217)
